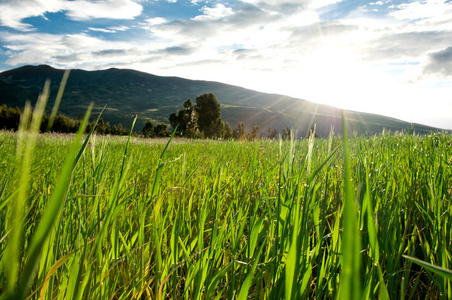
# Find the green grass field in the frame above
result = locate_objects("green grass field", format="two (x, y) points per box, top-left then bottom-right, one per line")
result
(0, 111), (451, 299)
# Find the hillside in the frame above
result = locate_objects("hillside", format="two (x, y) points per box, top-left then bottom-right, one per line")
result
(0, 64), (439, 136)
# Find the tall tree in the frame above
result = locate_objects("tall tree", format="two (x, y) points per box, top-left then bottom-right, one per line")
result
(233, 122), (245, 140)
(249, 124), (259, 140)
(195, 93), (222, 138)
(155, 123), (170, 137)
(282, 126), (292, 140)
(143, 120), (154, 138)
(169, 99), (194, 136)
(186, 110), (201, 138)
(267, 127), (278, 139)
(224, 121), (233, 139)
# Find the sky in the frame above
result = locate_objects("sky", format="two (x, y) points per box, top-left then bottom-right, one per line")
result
(0, 0), (451, 129)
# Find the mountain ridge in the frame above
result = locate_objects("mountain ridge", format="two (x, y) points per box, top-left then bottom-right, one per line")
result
(0, 64), (441, 137)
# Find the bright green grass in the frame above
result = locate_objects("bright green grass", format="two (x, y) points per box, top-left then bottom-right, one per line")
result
(0, 127), (451, 299)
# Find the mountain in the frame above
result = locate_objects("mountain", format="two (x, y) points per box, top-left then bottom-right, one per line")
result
(0, 64), (440, 137)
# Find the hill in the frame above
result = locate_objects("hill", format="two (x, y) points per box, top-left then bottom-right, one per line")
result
(0, 64), (440, 137)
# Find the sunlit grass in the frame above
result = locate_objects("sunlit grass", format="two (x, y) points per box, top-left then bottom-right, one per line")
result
(0, 110), (451, 299)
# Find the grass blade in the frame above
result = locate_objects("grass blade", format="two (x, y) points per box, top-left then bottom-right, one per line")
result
(15, 104), (93, 299)
(339, 110), (361, 300)
(47, 69), (70, 131)
(237, 242), (265, 300)
(403, 255), (452, 280)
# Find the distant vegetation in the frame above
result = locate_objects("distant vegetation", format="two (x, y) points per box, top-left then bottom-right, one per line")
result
(0, 104), (129, 135)
(167, 93), (263, 140)
(0, 96), (297, 141)
(0, 64), (441, 137)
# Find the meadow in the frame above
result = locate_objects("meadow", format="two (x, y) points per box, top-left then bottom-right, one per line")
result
(0, 109), (452, 299)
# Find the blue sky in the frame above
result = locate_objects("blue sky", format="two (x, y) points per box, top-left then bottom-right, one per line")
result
(0, 0), (451, 129)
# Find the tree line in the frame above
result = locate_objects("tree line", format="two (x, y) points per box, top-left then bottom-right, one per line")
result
(0, 93), (294, 140)
(144, 92), (293, 140)
(0, 104), (129, 135)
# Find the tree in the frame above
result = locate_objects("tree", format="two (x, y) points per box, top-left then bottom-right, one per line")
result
(143, 120), (154, 138)
(248, 124), (259, 140)
(224, 121), (233, 139)
(233, 122), (245, 140)
(155, 123), (170, 137)
(195, 93), (222, 138)
(104, 121), (112, 135)
(112, 123), (127, 136)
(267, 127), (278, 139)
(169, 99), (194, 136)
(96, 118), (106, 135)
(186, 110), (202, 138)
(282, 126), (292, 140)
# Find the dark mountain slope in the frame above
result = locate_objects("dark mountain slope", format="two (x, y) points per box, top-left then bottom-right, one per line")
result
(0, 64), (439, 136)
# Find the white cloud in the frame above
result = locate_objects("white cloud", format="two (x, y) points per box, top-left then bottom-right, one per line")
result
(109, 26), (130, 31)
(1, 31), (140, 68)
(389, 0), (452, 21)
(88, 27), (117, 33)
(241, 0), (307, 5)
(64, 0), (143, 21)
(0, 0), (64, 31)
(88, 26), (130, 33)
(240, 0), (343, 10)
(195, 4), (234, 20)
(145, 17), (168, 26)
(0, 0), (143, 31)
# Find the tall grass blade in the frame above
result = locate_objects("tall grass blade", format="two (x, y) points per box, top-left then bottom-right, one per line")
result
(14, 103), (93, 300)
(403, 255), (452, 280)
(3, 81), (50, 299)
(339, 110), (361, 300)
(47, 69), (70, 131)
(237, 242), (264, 300)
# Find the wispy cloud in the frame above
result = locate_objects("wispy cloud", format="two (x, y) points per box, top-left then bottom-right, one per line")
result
(0, 0), (65, 31)
(0, 0), (142, 31)
(64, 0), (142, 21)
(88, 26), (131, 33)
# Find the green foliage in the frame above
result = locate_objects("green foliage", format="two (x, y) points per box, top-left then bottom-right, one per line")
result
(282, 126), (292, 140)
(0, 123), (451, 299)
(224, 121), (233, 139)
(169, 99), (194, 136)
(0, 104), (21, 130)
(154, 122), (171, 137)
(267, 126), (278, 139)
(233, 121), (246, 140)
(247, 124), (259, 140)
(195, 93), (222, 138)
(0, 104), (129, 136)
(169, 94), (230, 139)
(142, 120), (154, 138)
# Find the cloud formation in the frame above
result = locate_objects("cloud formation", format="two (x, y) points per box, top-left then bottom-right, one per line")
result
(65, 0), (142, 21)
(1, 0), (450, 81)
(0, 0), (65, 31)
(0, 0), (451, 128)
(424, 47), (452, 77)
(0, 0), (142, 31)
